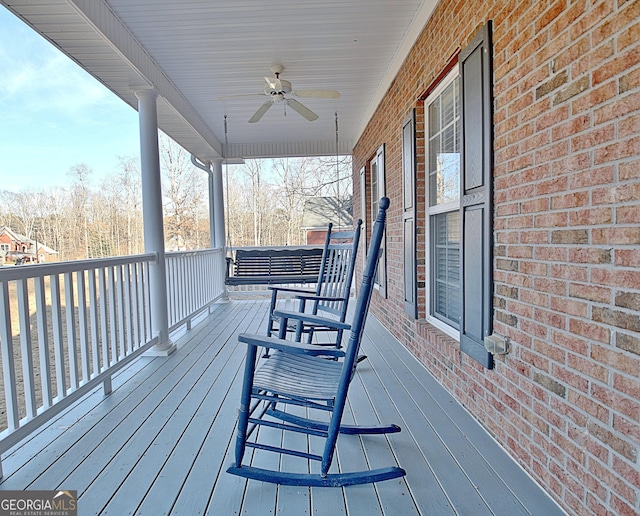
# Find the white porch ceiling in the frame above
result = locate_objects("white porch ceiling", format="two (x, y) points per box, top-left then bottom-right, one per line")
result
(2, 0), (438, 161)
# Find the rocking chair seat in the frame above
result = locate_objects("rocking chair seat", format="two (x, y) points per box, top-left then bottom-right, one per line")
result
(253, 351), (342, 401)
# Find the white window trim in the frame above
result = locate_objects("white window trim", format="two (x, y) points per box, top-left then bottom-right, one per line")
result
(425, 67), (461, 341)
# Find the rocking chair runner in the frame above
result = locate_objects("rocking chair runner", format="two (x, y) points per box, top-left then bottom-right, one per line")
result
(266, 219), (362, 347)
(227, 198), (405, 487)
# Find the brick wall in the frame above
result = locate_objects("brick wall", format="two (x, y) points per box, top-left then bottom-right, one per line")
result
(353, 1), (640, 514)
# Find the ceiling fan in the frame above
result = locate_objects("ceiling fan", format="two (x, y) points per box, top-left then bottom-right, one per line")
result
(218, 65), (340, 123)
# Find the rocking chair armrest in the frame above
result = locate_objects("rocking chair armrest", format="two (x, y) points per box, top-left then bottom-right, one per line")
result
(293, 293), (345, 303)
(238, 333), (345, 358)
(272, 309), (351, 331)
(267, 285), (316, 295)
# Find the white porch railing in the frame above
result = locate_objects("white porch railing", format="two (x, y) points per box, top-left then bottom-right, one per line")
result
(0, 249), (226, 476)
(166, 248), (226, 332)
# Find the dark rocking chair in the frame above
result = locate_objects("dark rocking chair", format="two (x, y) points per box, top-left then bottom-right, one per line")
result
(227, 198), (405, 487)
(266, 219), (362, 349)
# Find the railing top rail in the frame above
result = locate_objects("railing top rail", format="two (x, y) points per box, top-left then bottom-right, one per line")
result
(0, 253), (157, 282)
(165, 248), (223, 258)
(228, 245), (324, 252)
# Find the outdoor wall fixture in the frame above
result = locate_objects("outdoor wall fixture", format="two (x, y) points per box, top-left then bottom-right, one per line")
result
(484, 333), (510, 355)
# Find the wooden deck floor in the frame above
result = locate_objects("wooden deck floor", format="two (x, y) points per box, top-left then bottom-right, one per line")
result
(0, 298), (564, 515)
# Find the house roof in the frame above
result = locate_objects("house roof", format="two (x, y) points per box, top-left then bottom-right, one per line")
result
(1, 1), (438, 162)
(301, 197), (353, 230)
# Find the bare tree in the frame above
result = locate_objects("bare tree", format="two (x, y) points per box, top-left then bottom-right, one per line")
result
(159, 134), (208, 250)
(1, 152), (353, 261)
(4, 190), (39, 239)
(67, 163), (92, 259)
(37, 188), (70, 261)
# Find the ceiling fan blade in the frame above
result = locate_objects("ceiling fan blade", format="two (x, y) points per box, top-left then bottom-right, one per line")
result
(293, 89), (340, 99)
(264, 77), (282, 91)
(286, 99), (319, 121)
(248, 101), (273, 123)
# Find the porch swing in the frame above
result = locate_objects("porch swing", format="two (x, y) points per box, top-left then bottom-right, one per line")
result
(222, 116), (326, 287)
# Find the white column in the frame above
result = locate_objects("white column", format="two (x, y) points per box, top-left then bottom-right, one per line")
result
(211, 158), (226, 249)
(211, 158), (229, 301)
(135, 88), (176, 356)
(207, 166), (217, 248)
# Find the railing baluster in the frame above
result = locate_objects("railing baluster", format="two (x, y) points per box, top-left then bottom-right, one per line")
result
(189, 255), (195, 318)
(167, 260), (180, 325)
(98, 267), (110, 371)
(50, 274), (66, 399)
(88, 269), (100, 377)
(76, 270), (90, 385)
(0, 281), (19, 430)
(131, 263), (140, 349)
(143, 262), (152, 342)
(64, 272), (79, 390)
(34, 276), (53, 409)
(123, 264), (133, 354)
(107, 266), (118, 365)
(116, 265), (126, 359)
(182, 256), (189, 327)
(176, 257), (183, 324)
(17, 278), (37, 419)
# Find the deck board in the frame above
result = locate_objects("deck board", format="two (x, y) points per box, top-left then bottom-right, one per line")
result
(0, 298), (564, 515)
(364, 317), (564, 516)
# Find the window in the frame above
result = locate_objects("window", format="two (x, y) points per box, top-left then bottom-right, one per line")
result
(370, 144), (386, 296)
(0, 244), (9, 252)
(421, 22), (494, 367)
(426, 68), (461, 337)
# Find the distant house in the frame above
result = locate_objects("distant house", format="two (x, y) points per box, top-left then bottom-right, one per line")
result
(301, 197), (353, 245)
(0, 226), (58, 264)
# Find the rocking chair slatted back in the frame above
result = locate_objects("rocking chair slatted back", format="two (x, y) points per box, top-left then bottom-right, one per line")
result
(314, 235), (357, 317)
(266, 220), (362, 345)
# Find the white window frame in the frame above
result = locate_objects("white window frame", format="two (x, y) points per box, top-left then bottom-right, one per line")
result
(425, 67), (461, 341)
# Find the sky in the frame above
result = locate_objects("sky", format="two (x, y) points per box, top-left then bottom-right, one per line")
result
(0, 6), (141, 191)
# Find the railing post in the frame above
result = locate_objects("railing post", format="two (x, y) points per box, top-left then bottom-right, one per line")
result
(136, 88), (176, 356)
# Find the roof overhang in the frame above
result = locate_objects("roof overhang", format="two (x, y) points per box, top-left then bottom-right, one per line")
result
(1, 0), (438, 161)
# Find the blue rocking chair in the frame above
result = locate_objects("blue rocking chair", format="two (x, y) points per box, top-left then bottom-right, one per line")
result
(227, 198), (405, 487)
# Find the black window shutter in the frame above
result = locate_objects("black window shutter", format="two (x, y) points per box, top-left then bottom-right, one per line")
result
(402, 111), (417, 318)
(459, 21), (494, 369)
